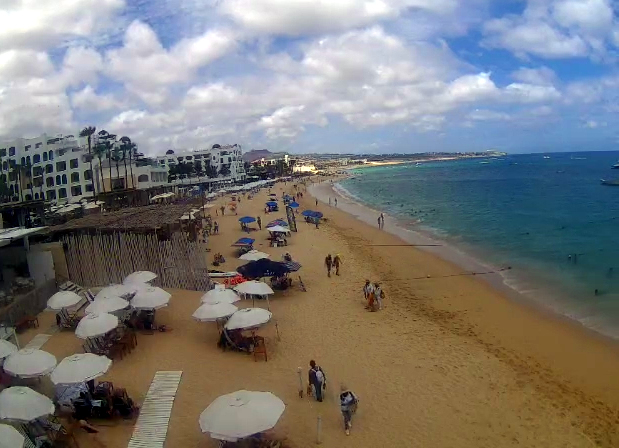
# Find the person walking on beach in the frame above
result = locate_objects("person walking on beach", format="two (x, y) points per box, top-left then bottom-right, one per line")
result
(334, 198), (338, 207)
(213, 221), (219, 234)
(325, 254), (333, 277)
(329, 197), (332, 206)
(220, 205), (225, 216)
(363, 280), (374, 304)
(377, 215), (381, 228)
(333, 254), (342, 276)
(339, 385), (359, 436)
(315, 198), (319, 207)
(257, 216), (262, 230)
(374, 282), (384, 310)
(380, 213), (385, 229)
(308, 360), (327, 402)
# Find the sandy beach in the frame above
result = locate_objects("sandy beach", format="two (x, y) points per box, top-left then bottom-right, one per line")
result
(19, 177), (619, 447)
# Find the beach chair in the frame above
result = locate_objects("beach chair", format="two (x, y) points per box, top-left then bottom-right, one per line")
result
(253, 336), (267, 362)
(219, 329), (250, 353)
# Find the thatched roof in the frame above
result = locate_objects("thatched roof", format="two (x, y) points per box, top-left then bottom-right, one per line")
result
(47, 204), (198, 233)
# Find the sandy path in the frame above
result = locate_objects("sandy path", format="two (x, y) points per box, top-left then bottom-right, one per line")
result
(24, 178), (619, 448)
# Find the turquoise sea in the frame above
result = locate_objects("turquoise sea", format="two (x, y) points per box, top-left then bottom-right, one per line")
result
(339, 152), (619, 338)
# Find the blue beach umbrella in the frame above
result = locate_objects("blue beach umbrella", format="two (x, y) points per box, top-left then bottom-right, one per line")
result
(266, 201), (278, 207)
(232, 238), (255, 247)
(288, 202), (300, 208)
(301, 210), (315, 217)
(239, 216), (256, 224)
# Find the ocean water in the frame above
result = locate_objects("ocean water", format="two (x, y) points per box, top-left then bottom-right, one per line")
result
(339, 152), (619, 338)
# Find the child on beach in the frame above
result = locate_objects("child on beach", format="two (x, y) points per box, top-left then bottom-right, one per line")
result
(363, 280), (374, 304)
(325, 254), (333, 277)
(339, 385), (359, 436)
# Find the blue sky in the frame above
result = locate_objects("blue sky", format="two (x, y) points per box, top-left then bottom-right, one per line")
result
(1, 0), (619, 154)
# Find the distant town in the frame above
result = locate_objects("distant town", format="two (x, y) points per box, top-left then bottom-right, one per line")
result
(0, 129), (505, 227)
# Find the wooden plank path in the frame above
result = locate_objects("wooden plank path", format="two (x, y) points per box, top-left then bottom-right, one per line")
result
(128, 371), (183, 448)
(24, 333), (51, 350)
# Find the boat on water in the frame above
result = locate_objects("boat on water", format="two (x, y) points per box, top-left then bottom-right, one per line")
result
(600, 179), (619, 186)
(612, 161), (619, 169)
(543, 156), (550, 159)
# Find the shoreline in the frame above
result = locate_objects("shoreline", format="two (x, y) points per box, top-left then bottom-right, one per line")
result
(308, 178), (619, 405)
(314, 179), (619, 342)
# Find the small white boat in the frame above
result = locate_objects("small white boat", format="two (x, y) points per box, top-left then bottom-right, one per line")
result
(543, 156), (550, 159)
(612, 161), (619, 169)
(601, 179), (619, 186)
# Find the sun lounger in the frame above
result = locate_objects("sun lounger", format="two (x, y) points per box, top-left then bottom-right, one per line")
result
(24, 333), (52, 350)
(127, 371), (183, 448)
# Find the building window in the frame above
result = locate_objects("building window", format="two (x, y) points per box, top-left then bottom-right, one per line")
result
(46, 177), (54, 187)
(48, 150), (53, 160)
(59, 188), (67, 198)
(9, 147), (15, 156)
(21, 157), (25, 165)
(70, 172), (80, 183)
(47, 190), (56, 200)
(25, 145), (31, 151)
(56, 161), (66, 171)
(33, 166), (43, 176)
(34, 192), (39, 200)
(228, 157), (232, 163)
(25, 194), (32, 201)
(55, 175), (61, 184)
(43, 152), (48, 162)
(71, 185), (82, 196)
(2, 161), (7, 171)
(177, 157), (184, 161)
(85, 184), (94, 192)
(0, 148), (5, 157)
(26, 156), (30, 165)
(9, 172), (16, 181)
(186, 156), (193, 160)
(35, 143), (42, 149)
(194, 155), (202, 160)
(138, 174), (149, 183)
(9, 160), (15, 169)
(33, 154), (41, 164)
(70, 158), (79, 169)
(45, 164), (53, 174)
(84, 170), (92, 181)
(61, 174), (67, 184)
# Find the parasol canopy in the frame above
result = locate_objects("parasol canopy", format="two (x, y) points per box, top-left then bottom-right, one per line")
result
(237, 260), (290, 280)
(231, 238), (254, 247)
(47, 291), (82, 310)
(192, 302), (238, 322)
(238, 216), (256, 224)
(239, 250), (270, 261)
(123, 271), (157, 285)
(0, 340), (18, 360)
(0, 424), (25, 447)
(234, 280), (274, 296)
(51, 354), (112, 385)
(4, 349), (57, 379)
(75, 313), (119, 339)
(96, 284), (138, 299)
(288, 202), (300, 208)
(131, 286), (171, 310)
(225, 308), (272, 330)
(266, 225), (290, 233)
(85, 296), (129, 314)
(199, 390), (285, 441)
(0, 387), (55, 423)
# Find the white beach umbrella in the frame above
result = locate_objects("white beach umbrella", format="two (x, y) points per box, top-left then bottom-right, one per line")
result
(225, 308), (272, 330)
(266, 225), (290, 233)
(47, 291), (82, 310)
(4, 349), (57, 379)
(75, 313), (119, 339)
(51, 354), (112, 385)
(234, 281), (274, 296)
(239, 250), (270, 261)
(0, 387), (55, 423)
(200, 286), (240, 305)
(193, 302), (238, 322)
(131, 286), (171, 310)
(123, 271), (157, 285)
(0, 340), (17, 360)
(0, 424), (25, 448)
(96, 284), (138, 299)
(85, 296), (129, 314)
(199, 390), (285, 441)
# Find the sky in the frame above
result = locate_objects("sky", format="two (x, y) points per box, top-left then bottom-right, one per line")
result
(1, 0), (619, 155)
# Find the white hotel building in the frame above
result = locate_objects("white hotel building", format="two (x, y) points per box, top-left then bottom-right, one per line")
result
(0, 133), (169, 205)
(155, 144), (246, 185)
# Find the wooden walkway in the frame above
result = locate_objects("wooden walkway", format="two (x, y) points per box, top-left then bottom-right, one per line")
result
(127, 371), (183, 448)
(24, 333), (51, 350)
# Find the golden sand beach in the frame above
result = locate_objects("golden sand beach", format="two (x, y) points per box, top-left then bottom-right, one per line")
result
(19, 177), (619, 447)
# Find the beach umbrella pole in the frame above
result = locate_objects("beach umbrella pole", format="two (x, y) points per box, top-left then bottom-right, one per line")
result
(275, 320), (281, 341)
(316, 415), (322, 444)
(297, 367), (303, 398)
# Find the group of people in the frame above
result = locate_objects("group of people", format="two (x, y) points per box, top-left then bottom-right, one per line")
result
(377, 212), (385, 229)
(363, 280), (385, 311)
(324, 254), (343, 277)
(307, 360), (359, 436)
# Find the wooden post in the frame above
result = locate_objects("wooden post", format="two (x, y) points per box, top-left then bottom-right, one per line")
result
(316, 415), (322, 445)
(297, 367), (303, 398)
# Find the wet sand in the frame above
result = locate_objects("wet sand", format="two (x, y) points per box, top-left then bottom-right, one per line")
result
(23, 178), (619, 447)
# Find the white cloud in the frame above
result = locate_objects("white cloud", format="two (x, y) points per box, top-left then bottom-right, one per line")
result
(504, 83), (562, 103)
(105, 20), (238, 104)
(0, 0), (125, 51)
(482, 0), (618, 59)
(0, 50), (54, 81)
(218, 0), (460, 36)
(511, 67), (558, 85)
(71, 86), (125, 111)
(468, 109), (511, 121)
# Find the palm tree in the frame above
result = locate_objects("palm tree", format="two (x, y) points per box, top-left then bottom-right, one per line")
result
(93, 142), (107, 193)
(119, 137), (132, 188)
(111, 147), (123, 189)
(79, 126), (97, 195)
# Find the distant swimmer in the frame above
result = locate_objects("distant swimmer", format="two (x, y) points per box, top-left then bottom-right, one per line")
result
(607, 267), (614, 278)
